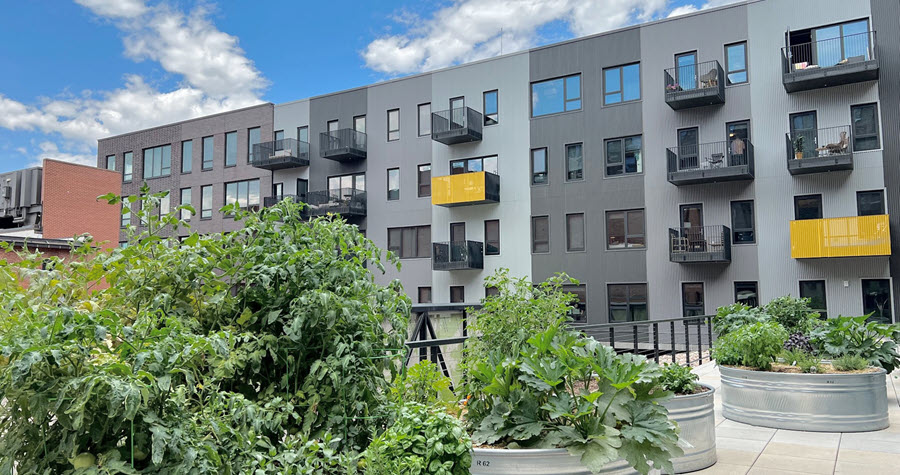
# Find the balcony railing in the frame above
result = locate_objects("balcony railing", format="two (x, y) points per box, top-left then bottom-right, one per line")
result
(431, 171), (500, 207)
(663, 60), (726, 110)
(432, 241), (484, 271)
(303, 188), (366, 218)
(262, 194), (306, 208)
(250, 139), (310, 170)
(666, 139), (754, 185)
(669, 225), (731, 264)
(431, 107), (483, 145)
(790, 215), (890, 259)
(781, 31), (879, 92)
(319, 129), (367, 162)
(786, 125), (853, 175)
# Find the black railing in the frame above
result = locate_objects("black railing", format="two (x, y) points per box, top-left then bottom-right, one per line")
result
(786, 125), (851, 160)
(251, 138), (309, 170)
(667, 139), (754, 173)
(263, 194), (306, 208)
(782, 31), (876, 73)
(669, 225), (731, 263)
(304, 188), (366, 217)
(574, 315), (715, 366)
(319, 129), (367, 161)
(431, 107), (483, 144)
(663, 60), (725, 109)
(432, 240), (484, 271)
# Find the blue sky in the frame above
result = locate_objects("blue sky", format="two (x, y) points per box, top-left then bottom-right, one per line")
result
(0, 0), (725, 173)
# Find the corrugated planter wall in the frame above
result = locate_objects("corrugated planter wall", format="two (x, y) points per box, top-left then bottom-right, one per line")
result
(661, 383), (717, 473)
(469, 448), (645, 475)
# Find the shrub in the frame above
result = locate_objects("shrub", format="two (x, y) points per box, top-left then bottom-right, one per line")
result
(712, 303), (768, 336)
(783, 332), (813, 353)
(764, 296), (821, 334)
(809, 315), (900, 372)
(659, 363), (699, 395)
(712, 321), (788, 370)
(832, 354), (869, 371)
(781, 349), (822, 373)
(390, 360), (455, 409)
(363, 402), (471, 475)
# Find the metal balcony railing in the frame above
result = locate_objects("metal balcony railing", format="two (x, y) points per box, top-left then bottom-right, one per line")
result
(669, 225), (731, 263)
(431, 107), (483, 145)
(263, 194), (306, 208)
(303, 188), (366, 217)
(431, 171), (500, 207)
(781, 31), (878, 92)
(663, 60), (725, 110)
(319, 129), (367, 161)
(432, 240), (484, 271)
(666, 139), (754, 185)
(785, 125), (854, 175)
(251, 138), (310, 170)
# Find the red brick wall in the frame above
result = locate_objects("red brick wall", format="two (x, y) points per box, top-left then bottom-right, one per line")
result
(0, 245), (70, 263)
(41, 159), (121, 250)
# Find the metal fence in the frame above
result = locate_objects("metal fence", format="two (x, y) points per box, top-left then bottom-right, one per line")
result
(786, 125), (851, 161)
(782, 31), (876, 74)
(667, 139), (753, 172)
(663, 60), (725, 96)
(432, 107), (483, 136)
(432, 241), (484, 271)
(669, 225), (732, 263)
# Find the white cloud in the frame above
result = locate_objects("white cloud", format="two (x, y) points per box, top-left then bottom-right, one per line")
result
(75, 0), (148, 19)
(668, 5), (699, 17)
(33, 141), (96, 168)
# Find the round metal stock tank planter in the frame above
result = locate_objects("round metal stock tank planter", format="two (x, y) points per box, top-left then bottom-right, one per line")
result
(719, 365), (889, 432)
(661, 383), (717, 473)
(469, 448), (643, 475)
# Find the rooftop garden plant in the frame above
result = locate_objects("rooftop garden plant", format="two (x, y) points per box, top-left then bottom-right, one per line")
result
(659, 363), (700, 395)
(712, 321), (788, 370)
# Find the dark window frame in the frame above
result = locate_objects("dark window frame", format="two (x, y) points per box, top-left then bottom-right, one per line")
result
(862, 279), (892, 323)
(734, 281), (759, 307)
(484, 219), (500, 256)
(123, 151), (133, 183)
(387, 225), (431, 259)
(387, 168), (400, 201)
(450, 285), (465, 303)
(449, 155), (498, 175)
(418, 286), (432, 304)
(730, 200), (756, 244)
(857, 190), (885, 216)
(179, 187), (192, 221)
(563, 283), (587, 322)
(725, 41), (749, 85)
(201, 136), (214, 171)
(530, 73), (582, 117)
(531, 147), (548, 185)
(483, 89), (499, 126)
(224, 131), (238, 167)
(566, 213), (586, 252)
(142, 144), (172, 179)
(603, 62), (641, 105)
(417, 164), (431, 198)
(105, 155), (116, 171)
(224, 179), (261, 210)
(387, 108), (400, 142)
(794, 194), (823, 220)
(682, 282), (705, 318)
(800, 280), (828, 319)
(181, 140), (192, 174)
(606, 209), (646, 250)
(604, 135), (643, 176)
(531, 215), (550, 254)
(248, 127), (261, 163)
(851, 102), (880, 151)
(200, 185), (213, 220)
(607, 283), (648, 322)
(565, 142), (584, 182)
(417, 103), (431, 136)
(297, 126), (309, 143)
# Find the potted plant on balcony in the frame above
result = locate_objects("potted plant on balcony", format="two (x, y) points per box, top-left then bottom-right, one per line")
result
(658, 364), (717, 473)
(793, 135), (805, 159)
(666, 83), (683, 93)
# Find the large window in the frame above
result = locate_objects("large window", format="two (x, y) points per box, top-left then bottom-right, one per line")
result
(566, 213), (585, 252)
(202, 136), (214, 170)
(387, 109), (400, 142)
(725, 42), (748, 85)
(123, 152), (133, 183)
(297, 126), (309, 143)
(604, 63), (640, 105)
(180, 188), (192, 221)
(564, 284), (587, 322)
(485, 219), (500, 255)
(328, 173), (365, 194)
(851, 103), (880, 151)
(224, 131), (237, 166)
(731, 200), (755, 244)
(105, 155), (115, 170)
(417, 164), (431, 197)
(387, 225), (431, 258)
(248, 127), (260, 162)
(225, 179), (260, 210)
(605, 136), (642, 176)
(418, 287), (432, 304)
(566, 143), (583, 181)
(142, 144), (171, 179)
(682, 283), (705, 317)
(418, 103), (431, 136)
(483, 90), (498, 125)
(800, 280), (828, 319)
(862, 279), (892, 323)
(354, 115), (366, 134)
(532, 216), (549, 253)
(794, 194), (823, 220)
(450, 286), (465, 303)
(531, 148), (548, 185)
(387, 168), (400, 201)
(608, 283), (648, 322)
(606, 209), (645, 249)
(734, 282), (758, 307)
(857, 190), (885, 216)
(200, 185), (212, 219)
(450, 156), (497, 175)
(531, 74), (581, 117)
(181, 140), (192, 173)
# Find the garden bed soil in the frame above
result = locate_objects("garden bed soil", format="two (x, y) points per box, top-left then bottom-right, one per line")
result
(723, 363), (880, 374)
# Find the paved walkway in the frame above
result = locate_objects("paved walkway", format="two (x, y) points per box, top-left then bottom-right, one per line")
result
(692, 362), (900, 475)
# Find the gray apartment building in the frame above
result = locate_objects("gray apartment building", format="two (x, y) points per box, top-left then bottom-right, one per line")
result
(97, 0), (899, 324)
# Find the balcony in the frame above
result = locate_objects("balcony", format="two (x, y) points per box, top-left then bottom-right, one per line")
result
(319, 129), (367, 162)
(666, 139), (754, 186)
(431, 171), (500, 207)
(786, 125), (853, 175)
(664, 60), (725, 110)
(431, 107), (483, 145)
(669, 226), (732, 264)
(432, 241), (484, 271)
(782, 31), (878, 93)
(262, 194), (306, 208)
(303, 188), (366, 218)
(250, 139), (309, 170)
(790, 215), (890, 259)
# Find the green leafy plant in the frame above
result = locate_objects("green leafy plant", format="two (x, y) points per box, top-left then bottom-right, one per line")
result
(832, 354), (869, 372)
(781, 349), (822, 373)
(809, 315), (900, 372)
(391, 360), (456, 409)
(764, 296), (821, 334)
(659, 363), (699, 395)
(712, 303), (768, 336)
(363, 402), (471, 475)
(712, 321), (788, 370)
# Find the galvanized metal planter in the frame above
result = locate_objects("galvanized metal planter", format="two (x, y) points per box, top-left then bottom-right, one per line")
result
(720, 365), (889, 432)
(469, 448), (644, 475)
(662, 383), (717, 473)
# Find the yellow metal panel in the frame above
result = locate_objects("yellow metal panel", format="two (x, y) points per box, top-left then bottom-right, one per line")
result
(790, 215), (891, 258)
(431, 171), (487, 206)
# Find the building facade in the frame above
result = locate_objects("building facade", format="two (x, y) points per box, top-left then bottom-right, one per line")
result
(97, 0), (899, 324)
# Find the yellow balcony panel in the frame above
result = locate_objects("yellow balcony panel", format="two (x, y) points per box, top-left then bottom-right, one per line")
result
(790, 214), (891, 259)
(431, 171), (500, 207)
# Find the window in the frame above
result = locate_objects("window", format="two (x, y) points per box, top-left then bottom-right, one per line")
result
(417, 164), (431, 197)
(608, 283), (648, 322)
(857, 190), (885, 216)
(450, 286), (465, 303)
(731, 200), (755, 243)
(181, 140), (192, 173)
(485, 286), (500, 298)
(563, 284), (587, 322)
(225, 179), (260, 210)
(273, 183), (283, 198)
(142, 145), (171, 179)
(682, 283), (705, 317)
(851, 103), (880, 151)
(565, 143), (583, 181)
(794, 194), (823, 220)
(531, 74), (581, 117)
(566, 213), (585, 252)
(328, 173), (365, 194)
(734, 282), (758, 307)
(248, 127), (260, 162)
(200, 185), (213, 219)
(606, 209), (645, 249)
(159, 193), (170, 217)
(604, 63), (640, 105)
(483, 90), (498, 125)
(387, 168), (400, 200)
(862, 279), (892, 323)
(121, 198), (131, 227)
(105, 155), (115, 170)
(800, 280), (828, 319)
(531, 216), (549, 253)
(531, 148), (548, 185)
(418, 103), (431, 136)
(450, 156), (497, 175)
(353, 115), (366, 134)
(224, 131), (237, 166)
(123, 152), (133, 183)
(180, 188), (192, 221)
(725, 42), (748, 85)
(605, 136), (642, 176)
(202, 136), (214, 170)
(274, 129), (284, 143)
(418, 287), (432, 304)
(297, 126), (309, 143)
(327, 120), (339, 133)
(485, 219), (500, 255)
(296, 179), (308, 201)
(387, 109), (400, 141)
(387, 226), (431, 258)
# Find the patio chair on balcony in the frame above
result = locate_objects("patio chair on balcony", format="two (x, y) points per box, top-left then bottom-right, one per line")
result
(815, 131), (849, 156)
(672, 234), (689, 253)
(699, 69), (719, 88)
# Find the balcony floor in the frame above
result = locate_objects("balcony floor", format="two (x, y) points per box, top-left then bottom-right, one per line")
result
(693, 362), (900, 474)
